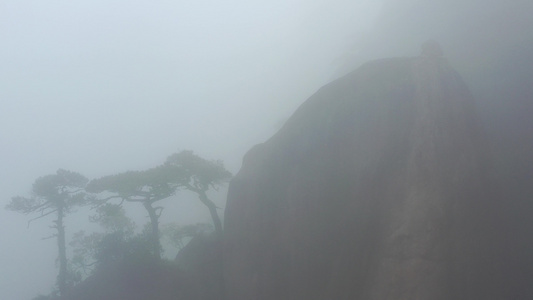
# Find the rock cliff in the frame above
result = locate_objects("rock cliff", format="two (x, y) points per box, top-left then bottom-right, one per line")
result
(223, 47), (501, 300)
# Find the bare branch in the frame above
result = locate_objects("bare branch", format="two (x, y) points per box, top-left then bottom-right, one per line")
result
(94, 195), (124, 203)
(27, 208), (58, 228)
(63, 188), (85, 195)
(184, 182), (200, 194)
(124, 197), (147, 203)
(42, 234), (57, 240)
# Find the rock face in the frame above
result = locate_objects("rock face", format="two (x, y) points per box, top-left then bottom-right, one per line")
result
(223, 52), (501, 299)
(175, 233), (225, 300)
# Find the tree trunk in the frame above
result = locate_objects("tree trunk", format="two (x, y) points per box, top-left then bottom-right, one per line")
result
(198, 190), (223, 235)
(143, 202), (161, 259)
(56, 207), (68, 297)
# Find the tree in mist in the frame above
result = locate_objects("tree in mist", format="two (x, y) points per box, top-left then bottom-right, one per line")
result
(85, 150), (231, 261)
(90, 202), (137, 233)
(6, 169), (89, 297)
(70, 203), (137, 275)
(164, 150), (232, 236)
(85, 166), (186, 260)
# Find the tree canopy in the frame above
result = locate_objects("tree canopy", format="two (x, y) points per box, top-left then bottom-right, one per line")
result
(84, 150), (232, 259)
(86, 164), (188, 259)
(164, 150), (232, 234)
(70, 203), (141, 276)
(7, 169), (88, 219)
(6, 169), (89, 297)
(85, 165), (186, 202)
(164, 150), (232, 192)
(9, 151), (231, 299)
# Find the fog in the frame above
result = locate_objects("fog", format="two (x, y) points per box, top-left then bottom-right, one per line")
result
(0, 1), (380, 299)
(2, 0), (532, 299)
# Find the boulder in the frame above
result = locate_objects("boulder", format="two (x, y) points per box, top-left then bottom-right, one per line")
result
(223, 50), (501, 299)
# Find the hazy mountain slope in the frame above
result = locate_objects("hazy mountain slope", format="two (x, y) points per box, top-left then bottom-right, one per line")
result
(224, 47), (502, 300)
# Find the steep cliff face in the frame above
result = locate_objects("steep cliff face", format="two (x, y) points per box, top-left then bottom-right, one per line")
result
(223, 49), (501, 300)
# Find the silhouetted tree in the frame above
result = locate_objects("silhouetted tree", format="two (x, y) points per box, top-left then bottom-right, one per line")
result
(86, 166), (186, 259)
(165, 150), (232, 235)
(85, 150), (231, 261)
(6, 169), (88, 297)
(70, 203), (136, 275)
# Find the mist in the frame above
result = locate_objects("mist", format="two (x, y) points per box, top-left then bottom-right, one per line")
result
(2, 0), (532, 299)
(0, 1), (380, 299)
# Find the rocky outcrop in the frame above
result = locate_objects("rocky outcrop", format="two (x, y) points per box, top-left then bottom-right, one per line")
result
(223, 47), (501, 300)
(175, 233), (225, 300)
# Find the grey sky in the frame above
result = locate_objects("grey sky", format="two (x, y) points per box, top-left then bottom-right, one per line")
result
(0, 1), (381, 298)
